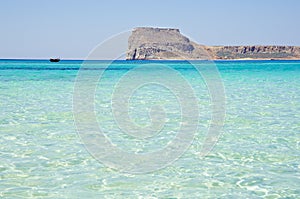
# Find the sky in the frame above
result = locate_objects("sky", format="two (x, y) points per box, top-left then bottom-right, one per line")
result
(1, 0), (300, 59)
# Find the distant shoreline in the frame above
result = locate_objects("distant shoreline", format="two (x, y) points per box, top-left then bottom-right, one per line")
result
(127, 27), (300, 60)
(1, 58), (300, 61)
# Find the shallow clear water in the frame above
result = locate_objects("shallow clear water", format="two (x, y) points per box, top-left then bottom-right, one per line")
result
(0, 60), (299, 198)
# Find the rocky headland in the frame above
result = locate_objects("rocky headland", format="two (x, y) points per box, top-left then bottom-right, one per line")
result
(126, 27), (300, 60)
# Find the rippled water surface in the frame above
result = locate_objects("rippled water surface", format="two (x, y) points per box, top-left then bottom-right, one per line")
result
(0, 60), (299, 198)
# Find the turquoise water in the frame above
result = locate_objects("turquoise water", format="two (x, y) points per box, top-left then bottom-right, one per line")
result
(0, 60), (299, 198)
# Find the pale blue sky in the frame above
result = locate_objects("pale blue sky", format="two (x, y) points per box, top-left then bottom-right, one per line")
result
(1, 0), (300, 59)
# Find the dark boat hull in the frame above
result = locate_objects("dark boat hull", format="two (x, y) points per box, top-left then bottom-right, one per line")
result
(50, 58), (60, 62)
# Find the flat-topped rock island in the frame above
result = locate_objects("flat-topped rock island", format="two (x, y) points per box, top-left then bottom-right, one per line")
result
(126, 27), (300, 60)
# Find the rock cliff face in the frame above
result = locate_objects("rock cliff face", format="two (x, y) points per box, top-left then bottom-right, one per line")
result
(126, 27), (300, 60)
(207, 45), (300, 60)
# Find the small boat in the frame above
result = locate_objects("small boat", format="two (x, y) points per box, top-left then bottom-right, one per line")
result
(50, 58), (60, 62)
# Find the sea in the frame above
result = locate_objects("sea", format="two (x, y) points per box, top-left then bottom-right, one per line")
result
(0, 59), (299, 198)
